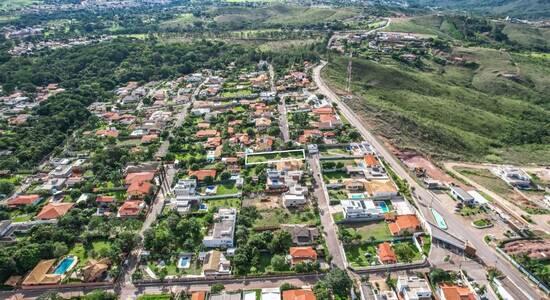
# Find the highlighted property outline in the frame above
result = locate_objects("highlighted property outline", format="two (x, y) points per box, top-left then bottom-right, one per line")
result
(245, 149), (306, 166)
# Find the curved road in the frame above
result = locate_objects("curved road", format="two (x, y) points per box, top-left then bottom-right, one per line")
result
(312, 61), (545, 300)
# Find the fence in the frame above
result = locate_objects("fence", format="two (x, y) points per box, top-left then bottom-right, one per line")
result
(495, 247), (550, 295)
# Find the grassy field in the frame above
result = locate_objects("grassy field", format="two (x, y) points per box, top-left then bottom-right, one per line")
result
(212, 4), (359, 28)
(246, 149), (304, 164)
(0, 0), (41, 11)
(160, 13), (198, 30)
(341, 221), (393, 241)
(323, 50), (550, 164)
(254, 208), (318, 228)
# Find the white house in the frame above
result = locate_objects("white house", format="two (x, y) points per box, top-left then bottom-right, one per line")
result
(341, 199), (383, 221)
(203, 208), (237, 248)
(397, 276), (432, 300)
(283, 194), (307, 208)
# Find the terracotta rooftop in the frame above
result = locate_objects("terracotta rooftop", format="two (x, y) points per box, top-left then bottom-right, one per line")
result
(191, 291), (206, 300)
(282, 289), (316, 300)
(7, 194), (41, 207)
(388, 214), (421, 236)
(196, 130), (219, 138)
(22, 259), (61, 286)
(439, 284), (476, 300)
(127, 181), (153, 197)
(378, 242), (397, 264)
(96, 195), (115, 203)
(289, 247), (317, 260)
(125, 172), (155, 185)
(364, 154), (379, 167)
(36, 203), (73, 220)
(118, 200), (144, 217)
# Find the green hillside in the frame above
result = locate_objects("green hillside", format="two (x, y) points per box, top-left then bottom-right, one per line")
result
(407, 0), (550, 19)
(322, 53), (550, 163)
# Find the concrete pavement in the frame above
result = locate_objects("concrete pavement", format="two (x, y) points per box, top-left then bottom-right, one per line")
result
(312, 61), (546, 299)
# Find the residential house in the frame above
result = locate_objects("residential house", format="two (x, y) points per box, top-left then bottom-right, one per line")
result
(203, 208), (236, 248)
(388, 214), (421, 236)
(365, 180), (398, 200)
(282, 289), (316, 300)
(437, 284), (476, 300)
(378, 242), (397, 264)
(494, 166), (531, 189)
(345, 180), (365, 192)
(281, 224), (319, 246)
(96, 129), (119, 138)
(172, 179), (199, 213)
(209, 292), (241, 300)
(191, 292), (207, 300)
(35, 203), (73, 220)
(341, 199), (382, 221)
(261, 288), (281, 300)
(22, 260), (61, 286)
(318, 114), (342, 130)
(118, 200), (145, 218)
(127, 181), (153, 199)
(196, 130), (219, 138)
(288, 246), (317, 266)
(255, 117), (272, 131)
(7, 194), (42, 208)
(202, 250), (231, 276)
(450, 186), (475, 206)
(283, 194), (307, 208)
(396, 276), (432, 300)
(79, 258), (110, 282)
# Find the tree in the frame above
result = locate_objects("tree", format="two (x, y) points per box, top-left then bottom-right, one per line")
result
(269, 230), (293, 254)
(0, 181), (14, 195)
(158, 267), (168, 281)
(280, 283), (298, 291)
(52, 242), (69, 258)
(393, 243), (416, 263)
(324, 268), (352, 298)
(211, 283), (225, 294)
(271, 254), (289, 271)
(429, 268), (453, 284)
(220, 171), (231, 181)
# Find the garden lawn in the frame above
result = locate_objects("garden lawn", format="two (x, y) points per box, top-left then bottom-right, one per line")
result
(254, 208), (318, 229)
(345, 243), (378, 267)
(343, 221), (393, 241)
(205, 198), (241, 211)
(323, 171), (350, 182)
(216, 183), (239, 195)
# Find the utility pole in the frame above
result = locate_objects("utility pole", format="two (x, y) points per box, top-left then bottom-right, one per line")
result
(346, 51), (353, 93)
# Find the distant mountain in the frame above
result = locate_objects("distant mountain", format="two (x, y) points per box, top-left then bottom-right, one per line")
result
(406, 0), (550, 19)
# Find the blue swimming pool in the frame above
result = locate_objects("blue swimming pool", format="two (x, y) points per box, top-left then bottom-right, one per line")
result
(431, 208), (448, 230)
(350, 193), (365, 199)
(53, 256), (75, 275)
(199, 203), (208, 211)
(177, 256), (191, 269)
(375, 201), (390, 213)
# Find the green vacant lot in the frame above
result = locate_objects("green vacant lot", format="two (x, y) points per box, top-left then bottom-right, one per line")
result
(323, 49), (550, 164)
(246, 150), (304, 164)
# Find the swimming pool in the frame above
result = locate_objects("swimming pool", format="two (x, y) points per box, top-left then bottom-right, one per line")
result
(177, 256), (191, 269)
(53, 256), (76, 275)
(431, 208), (448, 230)
(199, 203), (208, 211)
(349, 193), (365, 200)
(375, 201), (390, 213)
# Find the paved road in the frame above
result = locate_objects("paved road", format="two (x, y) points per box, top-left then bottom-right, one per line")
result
(312, 61), (545, 299)
(308, 155), (346, 269)
(118, 165), (176, 299)
(269, 64), (290, 142)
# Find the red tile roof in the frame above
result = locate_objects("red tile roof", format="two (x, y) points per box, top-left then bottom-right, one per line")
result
(188, 169), (217, 181)
(141, 134), (158, 144)
(36, 203), (74, 220)
(440, 284), (476, 300)
(378, 242), (397, 264)
(283, 289), (316, 300)
(8, 194), (41, 207)
(96, 195), (115, 203)
(125, 172), (155, 185)
(127, 181), (153, 197)
(364, 154), (379, 167)
(95, 129), (119, 138)
(118, 200), (144, 217)
(312, 107), (334, 115)
(388, 214), (421, 236)
(191, 292), (206, 300)
(289, 246), (317, 264)
(196, 130), (218, 138)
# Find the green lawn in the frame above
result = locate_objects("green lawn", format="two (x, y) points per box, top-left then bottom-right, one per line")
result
(341, 221), (393, 241)
(320, 148), (350, 157)
(332, 212), (344, 223)
(11, 213), (33, 222)
(323, 171), (350, 182)
(216, 183), (239, 195)
(345, 243), (378, 267)
(137, 295), (171, 300)
(205, 198), (241, 211)
(329, 190), (349, 200)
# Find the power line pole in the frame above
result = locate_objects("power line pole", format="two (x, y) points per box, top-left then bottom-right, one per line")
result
(346, 51), (353, 93)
